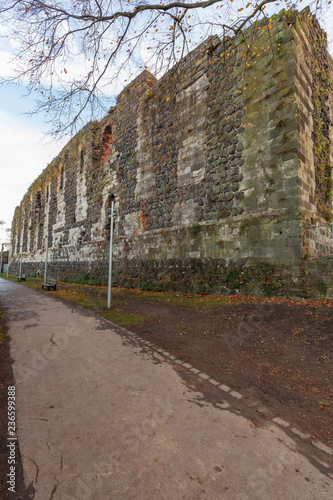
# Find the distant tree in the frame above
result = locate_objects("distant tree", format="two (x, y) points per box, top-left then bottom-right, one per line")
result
(0, 221), (7, 246)
(0, 0), (328, 137)
(5, 228), (11, 244)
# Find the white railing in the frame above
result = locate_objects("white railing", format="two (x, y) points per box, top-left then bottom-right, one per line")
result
(307, 223), (333, 258)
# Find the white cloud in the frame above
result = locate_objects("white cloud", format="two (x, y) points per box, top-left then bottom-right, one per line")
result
(0, 110), (64, 243)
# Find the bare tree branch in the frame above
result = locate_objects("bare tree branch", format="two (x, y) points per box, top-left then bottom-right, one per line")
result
(0, 0), (325, 137)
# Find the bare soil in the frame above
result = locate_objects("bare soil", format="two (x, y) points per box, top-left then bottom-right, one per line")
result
(105, 289), (333, 447)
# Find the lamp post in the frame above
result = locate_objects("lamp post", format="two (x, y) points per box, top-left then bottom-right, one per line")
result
(107, 197), (116, 309)
(18, 244), (23, 280)
(44, 234), (49, 285)
(0, 243), (3, 275)
(7, 248), (10, 278)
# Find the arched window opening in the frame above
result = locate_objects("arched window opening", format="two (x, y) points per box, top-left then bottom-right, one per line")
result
(59, 167), (64, 190)
(36, 191), (41, 209)
(101, 125), (113, 165)
(80, 149), (85, 172)
(35, 191), (42, 223)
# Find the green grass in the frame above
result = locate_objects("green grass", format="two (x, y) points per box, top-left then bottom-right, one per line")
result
(2, 274), (42, 288)
(1, 275), (146, 326)
(110, 287), (237, 311)
(74, 294), (145, 325)
(1, 272), (268, 317)
(102, 309), (145, 325)
(2, 273), (230, 323)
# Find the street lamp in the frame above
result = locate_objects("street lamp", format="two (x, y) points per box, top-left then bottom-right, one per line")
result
(7, 248), (10, 278)
(107, 195), (116, 309)
(18, 243), (23, 280)
(0, 243), (3, 275)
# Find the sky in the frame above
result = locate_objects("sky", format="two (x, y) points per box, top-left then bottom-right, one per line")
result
(0, 84), (63, 245)
(0, 2), (332, 246)
(0, 84), (65, 246)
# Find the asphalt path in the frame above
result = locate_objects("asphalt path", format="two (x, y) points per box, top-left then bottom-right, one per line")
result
(0, 278), (332, 499)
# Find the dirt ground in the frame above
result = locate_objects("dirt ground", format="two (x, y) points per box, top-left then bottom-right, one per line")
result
(1, 279), (332, 498)
(106, 289), (333, 444)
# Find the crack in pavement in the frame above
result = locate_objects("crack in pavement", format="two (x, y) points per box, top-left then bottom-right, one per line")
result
(49, 477), (59, 500)
(46, 426), (51, 451)
(27, 456), (39, 485)
(51, 444), (65, 473)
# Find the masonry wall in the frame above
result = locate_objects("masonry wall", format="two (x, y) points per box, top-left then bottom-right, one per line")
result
(294, 7), (333, 225)
(10, 9), (333, 298)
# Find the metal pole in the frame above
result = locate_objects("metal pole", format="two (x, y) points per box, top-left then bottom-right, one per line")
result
(0, 243), (3, 275)
(107, 200), (115, 309)
(7, 249), (10, 278)
(19, 244), (23, 279)
(44, 235), (49, 285)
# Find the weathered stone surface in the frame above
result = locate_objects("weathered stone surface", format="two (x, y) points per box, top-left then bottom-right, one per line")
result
(9, 9), (333, 299)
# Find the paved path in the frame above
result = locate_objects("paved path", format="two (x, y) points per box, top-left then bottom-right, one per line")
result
(0, 278), (332, 499)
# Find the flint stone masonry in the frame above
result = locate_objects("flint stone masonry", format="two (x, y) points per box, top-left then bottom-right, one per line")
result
(10, 9), (333, 299)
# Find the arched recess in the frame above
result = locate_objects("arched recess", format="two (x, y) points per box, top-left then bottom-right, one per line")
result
(35, 191), (42, 223)
(59, 166), (64, 190)
(80, 149), (85, 172)
(101, 125), (113, 165)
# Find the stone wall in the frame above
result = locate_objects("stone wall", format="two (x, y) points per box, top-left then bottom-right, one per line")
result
(10, 9), (333, 298)
(304, 258), (333, 298)
(294, 8), (333, 225)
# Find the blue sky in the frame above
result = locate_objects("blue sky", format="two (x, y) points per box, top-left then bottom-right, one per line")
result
(0, 3), (332, 246)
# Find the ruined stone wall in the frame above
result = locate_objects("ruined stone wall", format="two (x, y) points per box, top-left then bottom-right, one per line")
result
(10, 9), (333, 298)
(294, 7), (333, 226)
(11, 121), (103, 263)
